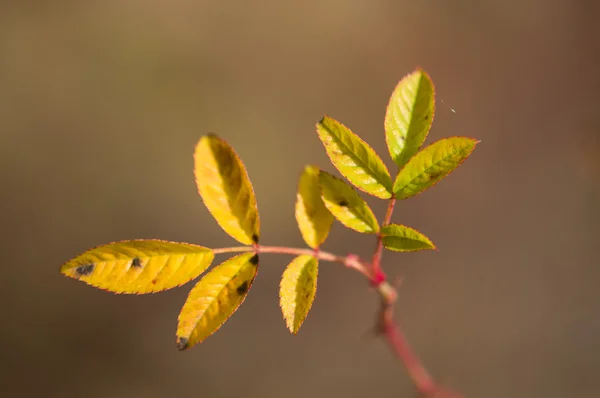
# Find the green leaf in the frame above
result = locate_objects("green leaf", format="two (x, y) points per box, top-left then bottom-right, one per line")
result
(295, 165), (334, 249)
(60, 240), (215, 294)
(279, 255), (318, 334)
(176, 252), (258, 350)
(382, 224), (435, 252)
(393, 137), (478, 199)
(194, 135), (260, 245)
(385, 69), (435, 168)
(319, 171), (379, 233)
(316, 116), (392, 199)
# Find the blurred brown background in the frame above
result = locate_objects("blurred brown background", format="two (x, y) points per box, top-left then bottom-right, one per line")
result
(1, 1), (598, 397)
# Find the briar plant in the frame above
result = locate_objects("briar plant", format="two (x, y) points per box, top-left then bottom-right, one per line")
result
(61, 69), (478, 398)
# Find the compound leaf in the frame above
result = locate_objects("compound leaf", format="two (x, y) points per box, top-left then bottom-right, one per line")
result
(176, 252), (258, 350)
(316, 116), (392, 199)
(279, 255), (318, 334)
(194, 135), (260, 245)
(295, 165), (334, 249)
(393, 137), (478, 199)
(319, 171), (379, 234)
(385, 68), (435, 168)
(60, 240), (214, 294)
(382, 224), (435, 252)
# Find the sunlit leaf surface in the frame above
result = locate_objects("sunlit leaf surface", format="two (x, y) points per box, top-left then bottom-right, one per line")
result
(176, 252), (258, 350)
(61, 240), (214, 294)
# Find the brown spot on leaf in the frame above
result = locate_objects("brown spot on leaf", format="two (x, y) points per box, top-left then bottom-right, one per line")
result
(151, 279), (158, 284)
(236, 281), (249, 295)
(338, 200), (349, 206)
(75, 264), (94, 276)
(250, 254), (259, 266)
(131, 257), (142, 268)
(252, 233), (259, 244)
(428, 171), (442, 180)
(176, 337), (188, 351)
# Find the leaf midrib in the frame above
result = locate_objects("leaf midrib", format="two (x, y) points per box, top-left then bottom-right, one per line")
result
(395, 143), (471, 193)
(324, 123), (391, 190)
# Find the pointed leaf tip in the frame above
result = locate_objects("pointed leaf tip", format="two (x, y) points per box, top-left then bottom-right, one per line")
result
(393, 137), (477, 199)
(295, 165), (334, 249)
(318, 171), (379, 234)
(385, 69), (435, 168)
(194, 135), (260, 245)
(382, 224), (435, 252)
(60, 240), (215, 294)
(316, 116), (392, 199)
(176, 252), (258, 349)
(279, 255), (318, 334)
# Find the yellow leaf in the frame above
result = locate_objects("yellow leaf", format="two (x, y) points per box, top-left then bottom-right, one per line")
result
(279, 255), (318, 334)
(385, 69), (435, 168)
(176, 252), (258, 350)
(317, 116), (392, 199)
(393, 137), (478, 199)
(382, 224), (435, 252)
(60, 240), (214, 294)
(295, 165), (334, 249)
(194, 135), (260, 245)
(319, 171), (380, 234)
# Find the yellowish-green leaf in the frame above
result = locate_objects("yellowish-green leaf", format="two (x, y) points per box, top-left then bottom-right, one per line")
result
(279, 255), (318, 334)
(295, 165), (334, 249)
(194, 135), (260, 245)
(316, 116), (392, 199)
(385, 69), (435, 168)
(319, 171), (379, 233)
(382, 224), (435, 252)
(60, 240), (214, 294)
(176, 252), (258, 350)
(393, 137), (478, 199)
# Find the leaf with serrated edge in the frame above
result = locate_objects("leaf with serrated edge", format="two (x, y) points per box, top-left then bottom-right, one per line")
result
(194, 135), (260, 245)
(319, 171), (379, 233)
(279, 255), (318, 334)
(295, 165), (334, 249)
(317, 116), (392, 199)
(60, 240), (214, 294)
(385, 69), (435, 168)
(382, 224), (435, 252)
(176, 252), (258, 350)
(393, 137), (478, 199)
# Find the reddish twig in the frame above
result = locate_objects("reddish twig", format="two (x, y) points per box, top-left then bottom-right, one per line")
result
(213, 237), (460, 397)
(371, 195), (396, 283)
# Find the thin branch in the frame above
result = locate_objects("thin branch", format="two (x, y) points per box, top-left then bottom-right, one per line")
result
(212, 245), (372, 279)
(212, 241), (458, 397)
(371, 195), (396, 281)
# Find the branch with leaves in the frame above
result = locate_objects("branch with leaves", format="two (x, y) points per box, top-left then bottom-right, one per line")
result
(61, 69), (478, 398)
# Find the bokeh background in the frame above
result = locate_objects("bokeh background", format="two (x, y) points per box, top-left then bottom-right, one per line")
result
(1, 1), (598, 397)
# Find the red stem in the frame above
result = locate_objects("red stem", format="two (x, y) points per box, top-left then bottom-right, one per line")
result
(383, 317), (436, 395)
(212, 245), (372, 279)
(213, 236), (459, 397)
(371, 195), (396, 282)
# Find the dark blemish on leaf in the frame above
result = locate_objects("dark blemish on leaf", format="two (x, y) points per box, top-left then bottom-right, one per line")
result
(428, 171), (442, 180)
(236, 281), (249, 295)
(424, 114), (429, 120)
(151, 279), (158, 285)
(338, 200), (349, 206)
(75, 264), (94, 276)
(250, 254), (259, 266)
(176, 337), (188, 351)
(252, 233), (259, 244)
(131, 257), (142, 268)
